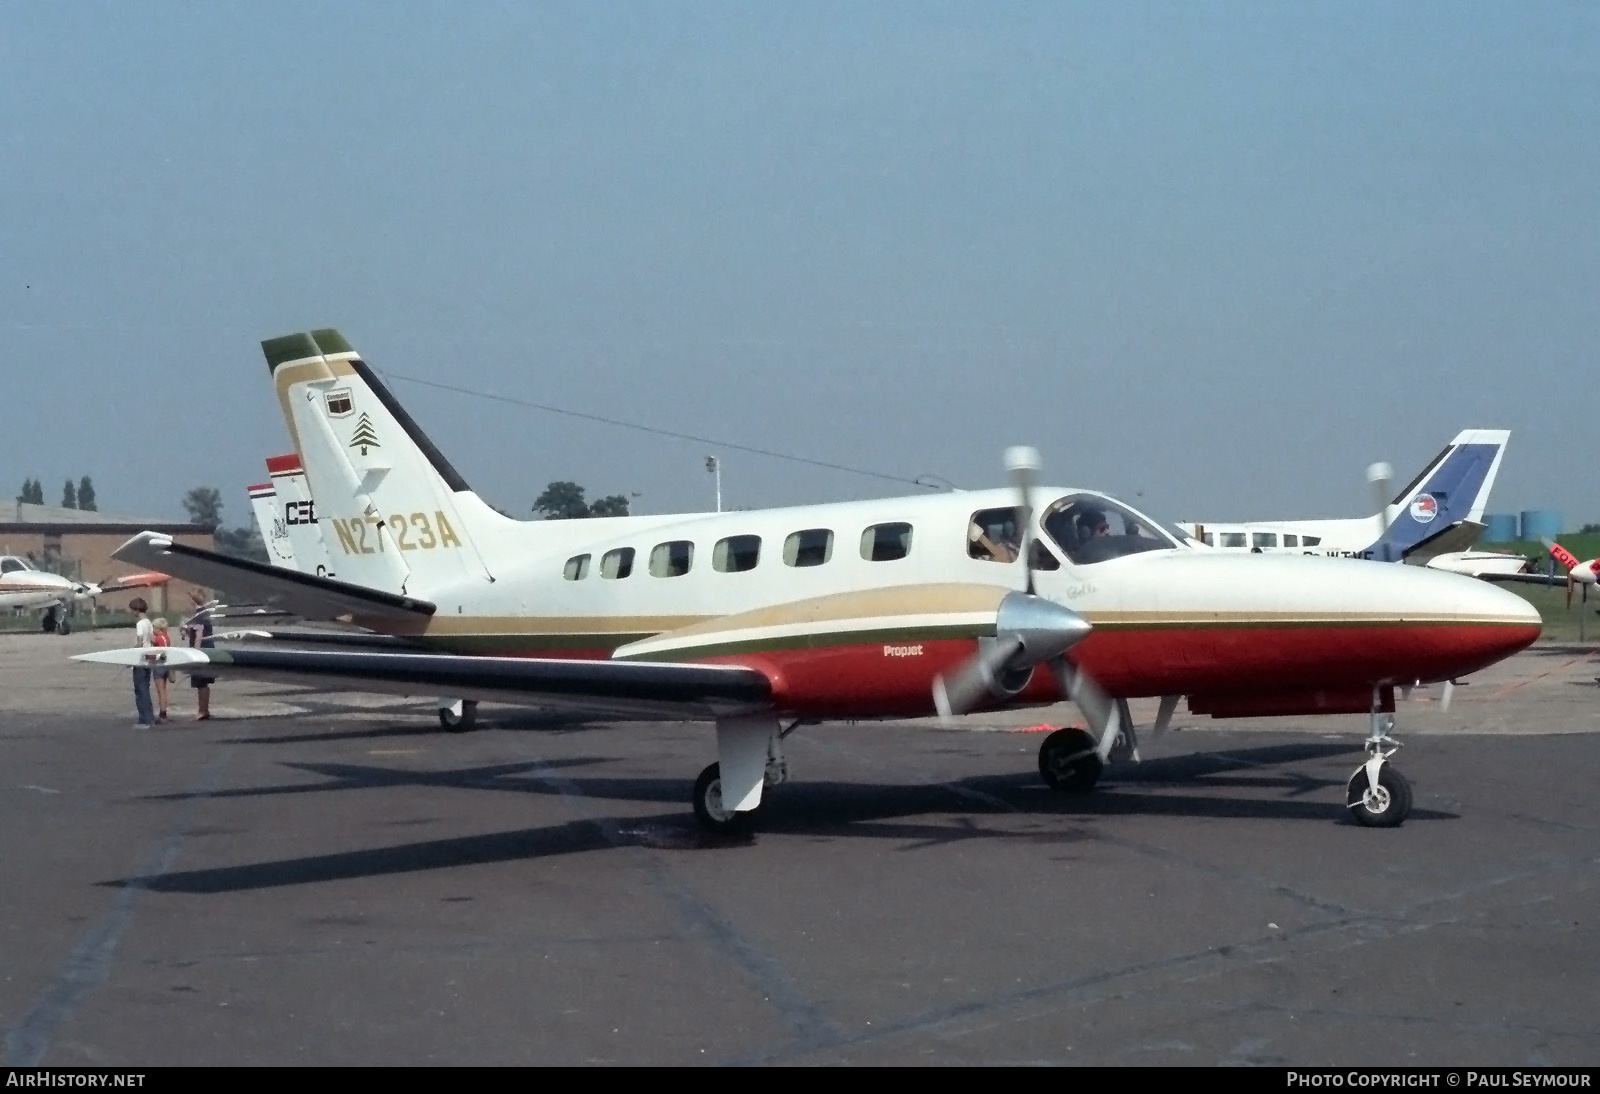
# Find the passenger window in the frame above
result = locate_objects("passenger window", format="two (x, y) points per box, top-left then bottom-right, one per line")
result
(861, 522), (912, 562)
(784, 529), (833, 568)
(967, 507), (1022, 563)
(1202, 533), (1215, 546)
(713, 535), (761, 573)
(649, 540), (694, 578)
(1283, 534), (1298, 548)
(563, 554), (591, 580)
(1220, 533), (1247, 549)
(600, 547), (634, 579)
(1302, 536), (1321, 547)
(1253, 533), (1278, 549)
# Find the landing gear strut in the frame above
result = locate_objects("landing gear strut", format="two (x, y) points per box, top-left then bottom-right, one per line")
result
(1347, 687), (1411, 827)
(690, 717), (794, 835)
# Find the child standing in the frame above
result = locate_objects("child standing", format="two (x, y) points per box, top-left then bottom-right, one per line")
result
(151, 617), (171, 722)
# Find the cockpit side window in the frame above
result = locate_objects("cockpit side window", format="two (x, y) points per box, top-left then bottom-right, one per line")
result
(967, 507), (1022, 563)
(0, 557), (26, 575)
(1041, 495), (1177, 566)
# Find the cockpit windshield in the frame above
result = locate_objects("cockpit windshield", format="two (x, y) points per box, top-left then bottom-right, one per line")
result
(1041, 494), (1179, 565)
(0, 556), (36, 575)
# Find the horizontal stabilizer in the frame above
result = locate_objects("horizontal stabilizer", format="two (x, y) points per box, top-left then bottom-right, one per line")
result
(1401, 520), (1486, 565)
(112, 532), (434, 623)
(75, 645), (773, 719)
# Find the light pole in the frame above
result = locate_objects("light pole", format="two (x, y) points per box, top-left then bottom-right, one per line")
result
(706, 456), (721, 513)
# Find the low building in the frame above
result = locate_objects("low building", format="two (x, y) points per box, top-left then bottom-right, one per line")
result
(0, 501), (212, 617)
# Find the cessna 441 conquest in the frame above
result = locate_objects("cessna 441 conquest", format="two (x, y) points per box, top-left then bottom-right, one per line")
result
(81, 329), (1542, 833)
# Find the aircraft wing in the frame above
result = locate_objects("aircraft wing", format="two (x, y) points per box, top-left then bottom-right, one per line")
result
(112, 532), (434, 623)
(1400, 520), (1486, 565)
(74, 645), (773, 720)
(1478, 571), (1569, 588)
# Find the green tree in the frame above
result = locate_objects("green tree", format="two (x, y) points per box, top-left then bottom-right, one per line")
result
(61, 480), (77, 508)
(182, 486), (225, 531)
(533, 482), (632, 519)
(77, 475), (96, 512)
(587, 494), (631, 517)
(214, 523), (269, 563)
(533, 481), (591, 520)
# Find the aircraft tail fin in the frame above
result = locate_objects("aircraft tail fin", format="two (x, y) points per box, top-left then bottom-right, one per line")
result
(1374, 429), (1509, 559)
(266, 454), (340, 581)
(262, 329), (511, 599)
(247, 483), (297, 569)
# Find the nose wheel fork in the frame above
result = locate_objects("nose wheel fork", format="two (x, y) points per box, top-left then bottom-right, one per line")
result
(1346, 701), (1412, 828)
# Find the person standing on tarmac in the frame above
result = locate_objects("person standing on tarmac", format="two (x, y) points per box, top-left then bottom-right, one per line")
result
(184, 596), (216, 720)
(128, 597), (156, 728)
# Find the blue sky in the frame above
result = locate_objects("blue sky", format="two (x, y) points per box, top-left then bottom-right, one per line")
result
(2, 3), (1595, 527)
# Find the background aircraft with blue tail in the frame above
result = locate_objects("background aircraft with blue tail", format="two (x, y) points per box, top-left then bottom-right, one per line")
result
(1181, 429), (1529, 577)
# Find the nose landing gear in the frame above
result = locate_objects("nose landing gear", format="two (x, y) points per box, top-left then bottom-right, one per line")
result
(1347, 696), (1412, 828)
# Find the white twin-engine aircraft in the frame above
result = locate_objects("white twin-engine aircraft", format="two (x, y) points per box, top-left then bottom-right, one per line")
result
(1181, 429), (1530, 578)
(0, 554), (168, 630)
(82, 329), (1542, 834)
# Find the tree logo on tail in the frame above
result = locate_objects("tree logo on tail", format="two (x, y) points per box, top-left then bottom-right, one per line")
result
(349, 412), (381, 456)
(1408, 494), (1438, 524)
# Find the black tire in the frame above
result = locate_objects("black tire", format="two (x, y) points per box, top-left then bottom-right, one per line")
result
(692, 762), (760, 837)
(1038, 727), (1103, 792)
(1346, 764), (1412, 828)
(438, 699), (478, 733)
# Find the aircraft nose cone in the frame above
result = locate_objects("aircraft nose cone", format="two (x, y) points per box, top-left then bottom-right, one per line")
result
(1432, 571), (1542, 673)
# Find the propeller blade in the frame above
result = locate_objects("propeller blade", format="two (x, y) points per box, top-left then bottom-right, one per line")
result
(933, 636), (1025, 723)
(1050, 657), (1121, 761)
(1005, 446), (1041, 595)
(1439, 680), (1455, 712)
(1568, 577), (1575, 611)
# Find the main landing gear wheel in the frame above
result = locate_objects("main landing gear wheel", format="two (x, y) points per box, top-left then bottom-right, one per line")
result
(1038, 727), (1103, 792)
(438, 700), (479, 733)
(1346, 764), (1412, 828)
(693, 762), (760, 837)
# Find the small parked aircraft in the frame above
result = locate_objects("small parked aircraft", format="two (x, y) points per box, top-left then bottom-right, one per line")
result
(1182, 429), (1530, 576)
(82, 330), (1542, 832)
(1, 554), (168, 632)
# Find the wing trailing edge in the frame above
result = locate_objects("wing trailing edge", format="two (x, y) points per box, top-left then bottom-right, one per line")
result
(75, 645), (773, 719)
(112, 531), (435, 623)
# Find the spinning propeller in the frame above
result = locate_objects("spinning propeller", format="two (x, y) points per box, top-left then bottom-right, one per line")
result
(931, 448), (1125, 759)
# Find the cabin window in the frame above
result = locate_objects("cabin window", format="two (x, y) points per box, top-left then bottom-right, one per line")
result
(784, 529), (833, 567)
(1220, 532), (1246, 549)
(649, 540), (694, 578)
(562, 554), (591, 580)
(1283, 534), (1298, 548)
(1253, 533), (1278, 549)
(967, 507), (1022, 563)
(1202, 532), (1215, 546)
(600, 547), (634, 579)
(1302, 536), (1321, 547)
(861, 522), (913, 561)
(713, 535), (761, 573)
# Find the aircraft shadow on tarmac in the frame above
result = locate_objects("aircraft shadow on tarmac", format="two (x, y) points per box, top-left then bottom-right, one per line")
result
(112, 740), (1457, 895)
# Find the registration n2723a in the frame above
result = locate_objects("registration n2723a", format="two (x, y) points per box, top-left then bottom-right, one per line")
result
(329, 512), (463, 554)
